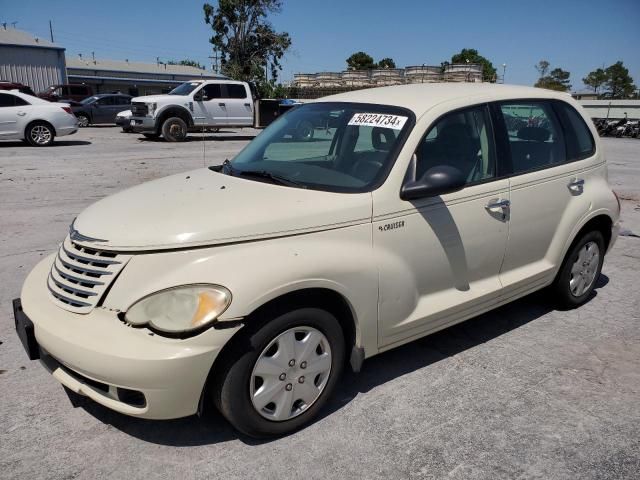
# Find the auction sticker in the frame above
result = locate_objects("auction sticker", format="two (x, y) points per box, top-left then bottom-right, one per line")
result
(348, 112), (408, 130)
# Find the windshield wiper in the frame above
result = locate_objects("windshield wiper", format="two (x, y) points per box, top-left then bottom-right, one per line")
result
(237, 169), (306, 188)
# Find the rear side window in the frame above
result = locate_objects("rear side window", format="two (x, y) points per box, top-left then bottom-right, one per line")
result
(416, 104), (496, 185)
(499, 101), (566, 174)
(554, 101), (595, 160)
(225, 84), (248, 99)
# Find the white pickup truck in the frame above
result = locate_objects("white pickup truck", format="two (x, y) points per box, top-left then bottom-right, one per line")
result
(129, 79), (298, 141)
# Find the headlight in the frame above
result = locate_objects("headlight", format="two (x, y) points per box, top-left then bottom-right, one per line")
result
(147, 102), (157, 116)
(125, 285), (231, 334)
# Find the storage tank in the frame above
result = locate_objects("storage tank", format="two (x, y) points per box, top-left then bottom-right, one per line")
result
(341, 70), (370, 87)
(444, 63), (483, 82)
(315, 72), (343, 87)
(293, 73), (316, 87)
(371, 69), (404, 86)
(404, 65), (442, 83)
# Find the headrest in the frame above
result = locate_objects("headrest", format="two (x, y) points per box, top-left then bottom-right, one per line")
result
(517, 126), (550, 142)
(372, 127), (395, 151)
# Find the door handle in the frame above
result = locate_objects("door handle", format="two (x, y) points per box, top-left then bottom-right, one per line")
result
(485, 199), (510, 210)
(218, 102), (226, 107)
(568, 178), (585, 193)
(244, 103), (251, 107)
(17, 111), (26, 116)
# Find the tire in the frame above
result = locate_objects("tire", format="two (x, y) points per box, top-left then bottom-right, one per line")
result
(213, 307), (345, 438)
(77, 113), (90, 127)
(25, 121), (54, 146)
(551, 230), (605, 308)
(161, 116), (188, 142)
(294, 120), (314, 141)
(142, 133), (159, 139)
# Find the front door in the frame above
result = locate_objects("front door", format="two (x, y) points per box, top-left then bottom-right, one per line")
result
(197, 83), (227, 125)
(376, 104), (510, 347)
(0, 93), (24, 137)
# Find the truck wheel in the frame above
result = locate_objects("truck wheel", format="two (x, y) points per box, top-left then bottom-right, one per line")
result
(77, 113), (90, 127)
(551, 230), (605, 308)
(212, 307), (345, 438)
(26, 122), (55, 146)
(161, 117), (188, 142)
(294, 120), (314, 141)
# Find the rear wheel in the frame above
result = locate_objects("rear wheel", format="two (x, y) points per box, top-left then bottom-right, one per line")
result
(26, 122), (54, 146)
(212, 307), (345, 438)
(552, 230), (605, 308)
(161, 117), (188, 142)
(77, 113), (90, 127)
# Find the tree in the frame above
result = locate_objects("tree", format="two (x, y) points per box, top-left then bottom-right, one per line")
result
(378, 57), (396, 69)
(450, 48), (497, 82)
(535, 60), (550, 79)
(203, 0), (291, 83)
(604, 61), (636, 98)
(167, 59), (204, 69)
(346, 51), (376, 70)
(533, 61), (571, 92)
(582, 68), (607, 94)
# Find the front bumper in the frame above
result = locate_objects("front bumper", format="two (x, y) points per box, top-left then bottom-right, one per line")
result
(129, 116), (156, 133)
(17, 254), (241, 419)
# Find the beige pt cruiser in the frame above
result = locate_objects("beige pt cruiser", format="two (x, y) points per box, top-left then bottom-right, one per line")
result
(14, 84), (620, 437)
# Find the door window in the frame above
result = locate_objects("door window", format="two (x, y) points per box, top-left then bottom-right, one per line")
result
(202, 84), (222, 99)
(0, 94), (16, 107)
(96, 96), (115, 105)
(499, 101), (566, 173)
(225, 84), (247, 99)
(415, 104), (495, 184)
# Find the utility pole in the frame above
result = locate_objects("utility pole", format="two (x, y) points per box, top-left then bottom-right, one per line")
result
(49, 20), (54, 42)
(208, 48), (219, 73)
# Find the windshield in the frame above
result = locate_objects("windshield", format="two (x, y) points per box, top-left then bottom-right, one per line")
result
(168, 81), (202, 96)
(227, 102), (413, 193)
(81, 96), (99, 104)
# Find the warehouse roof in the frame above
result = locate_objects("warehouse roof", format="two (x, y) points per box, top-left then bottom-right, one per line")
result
(66, 57), (226, 78)
(0, 27), (64, 50)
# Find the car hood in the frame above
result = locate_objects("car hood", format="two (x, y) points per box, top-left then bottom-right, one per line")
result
(72, 169), (372, 251)
(132, 94), (187, 104)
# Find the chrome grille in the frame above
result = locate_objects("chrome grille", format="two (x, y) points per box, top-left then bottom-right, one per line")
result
(131, 102), (148, 116)
(47, 236), (131, 313)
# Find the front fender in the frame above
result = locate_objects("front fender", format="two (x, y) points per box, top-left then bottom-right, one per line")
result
(102, 223), (378, 355)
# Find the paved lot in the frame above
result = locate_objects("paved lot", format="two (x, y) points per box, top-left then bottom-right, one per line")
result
(0, 128), (639, 480)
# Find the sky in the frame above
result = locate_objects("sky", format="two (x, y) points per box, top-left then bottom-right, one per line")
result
(1, 0), (639, 91)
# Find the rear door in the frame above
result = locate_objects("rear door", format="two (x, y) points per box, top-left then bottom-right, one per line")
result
(222, 83), (253, 126)
(494, 100), (595, 294)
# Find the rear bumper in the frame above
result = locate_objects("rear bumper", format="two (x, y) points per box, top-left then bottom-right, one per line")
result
(57, 125), (78, 136)
(18, 254), (241, 419)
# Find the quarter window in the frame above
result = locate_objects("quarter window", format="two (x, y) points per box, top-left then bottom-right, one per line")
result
(0, 93), (14, 107)
(554, 101), (595, 160)
(415, 105), (495, 185)
(499, 101), (566, 173)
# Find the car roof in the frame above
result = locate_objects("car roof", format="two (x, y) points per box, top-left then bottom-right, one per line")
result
(313, 83), (574, 118)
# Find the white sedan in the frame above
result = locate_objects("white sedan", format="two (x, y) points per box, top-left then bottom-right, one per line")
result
(0, 90), (78, 146)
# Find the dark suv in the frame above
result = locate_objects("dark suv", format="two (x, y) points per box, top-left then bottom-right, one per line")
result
(71, 94), (133, 126)
(38, 84), (93, 102)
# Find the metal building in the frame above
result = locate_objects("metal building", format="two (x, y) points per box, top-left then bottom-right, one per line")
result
(0, 27), (67, 93)
(66, 57), (226, 96)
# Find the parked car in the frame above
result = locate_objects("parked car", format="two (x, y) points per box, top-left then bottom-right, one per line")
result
(14, 84), (620, 437)
(0, 81), (36, 96)
(129, 79), (303, 141)
(115, 109), (133, 132)
(72, 94), (133, 127)
(38, 84), (93, 103)
(0, 90), (78, 146)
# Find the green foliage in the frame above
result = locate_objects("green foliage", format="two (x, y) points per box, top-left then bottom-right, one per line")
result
(378, 57), (396, 69)
(582, 68), (607, 94)
(604, 61), (636, 98)
(258, 81), (288, 99)
(167, 59), (204, 69)
(203, 0), (291, 85)
(450, 48), (497, 82)
(346, 51), (376, 70)
(533, 60), (571, 92)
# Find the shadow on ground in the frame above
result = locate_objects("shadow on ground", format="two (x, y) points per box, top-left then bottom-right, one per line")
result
(0, 140), (92, 147)
(65, 275), (609, 446)
(137, 133), (257, 143)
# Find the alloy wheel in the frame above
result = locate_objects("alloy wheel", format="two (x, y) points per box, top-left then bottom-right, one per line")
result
(30, 125), (52, 145)
(569, 241), (600, 297)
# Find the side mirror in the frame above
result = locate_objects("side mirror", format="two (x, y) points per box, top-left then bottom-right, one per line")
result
(193, 93), (203, 102)
(400, 165), (466, 200)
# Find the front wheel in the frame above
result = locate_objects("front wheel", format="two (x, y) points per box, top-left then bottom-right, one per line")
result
(551, 230), (605, 308)
(161, 117), (188, 142)
(26, 122), (54, 146)
(213, 307), (345, 438)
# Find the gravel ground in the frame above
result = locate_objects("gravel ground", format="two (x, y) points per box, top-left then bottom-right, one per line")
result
(0, 129), (639, 480)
